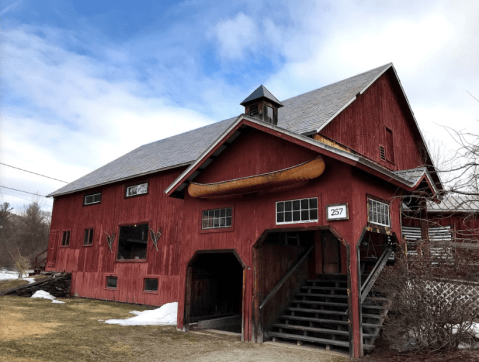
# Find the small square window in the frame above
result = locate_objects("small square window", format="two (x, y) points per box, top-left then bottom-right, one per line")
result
(125, 183), (148, 198)
(84, 192), (101, 206)
(62, 230), (70, 246)
(144, 278), (158, 292)
(106, 276), (117, 289)
(84, 229), (94, 246)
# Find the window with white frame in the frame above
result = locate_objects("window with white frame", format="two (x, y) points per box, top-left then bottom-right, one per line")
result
(125, 183), (148, 198)
(84, 192), (101, 206)
(368, 198), (390, 227)
(202, 207), (232, 229)
(276, 197), (318, 224)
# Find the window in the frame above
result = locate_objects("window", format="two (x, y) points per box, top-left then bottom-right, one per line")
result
(125, 183), (148, 198)
(144, 278), (158, 292)
(379, 146), (386, 161)
(385, 128), (395, 163)
(117, 223), (149, 260)
(368, 198), (390, 227)
(266, 106), (274, 123)
(84, 192), (101, 206)
(276, 197), (318, 224)
(61, 230), (70, 246)
(106, 276), (117, 289)
(84, 228), (94, 246)
(202, 207), (232, 229)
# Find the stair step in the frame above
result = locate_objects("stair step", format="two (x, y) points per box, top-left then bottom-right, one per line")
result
(280, 315), (349, 325)
(308, 279), (347, 284)
(292, 300), (348, 307)
(366, 297), (389, 302)
(273, 323), (350, 336)
(287, 307), (347, 316)
(302, 286), (347, 292)
(269, 331), (350, 348)
(362, 313), (382, 319)
(361, 304), (384, 310)
(269, 331), (376, 351)
(297, 293), (348, 299)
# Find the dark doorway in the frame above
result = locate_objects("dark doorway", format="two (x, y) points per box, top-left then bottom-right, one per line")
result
(322, 230), (341, 273)
(186, 251), (244, 333)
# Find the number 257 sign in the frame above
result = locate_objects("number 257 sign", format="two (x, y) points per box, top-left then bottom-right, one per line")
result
(326, 203), (349, 221)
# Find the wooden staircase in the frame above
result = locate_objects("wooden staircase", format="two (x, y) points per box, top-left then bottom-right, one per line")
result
(267, 274), (389, 353)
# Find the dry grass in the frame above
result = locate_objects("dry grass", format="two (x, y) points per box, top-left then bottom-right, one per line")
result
(0, 296), (348, 362)
(0, 274), (50, 292)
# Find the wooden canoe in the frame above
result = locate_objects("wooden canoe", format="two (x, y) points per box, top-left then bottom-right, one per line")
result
(188, 156), (326, 198)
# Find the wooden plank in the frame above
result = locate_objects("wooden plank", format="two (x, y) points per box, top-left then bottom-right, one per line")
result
(197, 315), (242, 330)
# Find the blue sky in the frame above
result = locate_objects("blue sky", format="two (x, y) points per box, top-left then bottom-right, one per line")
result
(1, 0), (478, 212)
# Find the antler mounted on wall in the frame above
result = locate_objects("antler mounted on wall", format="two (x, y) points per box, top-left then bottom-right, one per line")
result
(149, 227), (162, 251)
(104, 232), (116, 253)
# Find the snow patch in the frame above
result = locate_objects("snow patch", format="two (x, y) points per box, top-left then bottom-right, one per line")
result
(31, 290), (65, 304)
(103, 302), (178, 326)
(0, 269), (36, 283)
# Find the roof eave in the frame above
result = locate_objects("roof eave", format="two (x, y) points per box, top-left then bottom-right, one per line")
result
(47, 162), (192, 198)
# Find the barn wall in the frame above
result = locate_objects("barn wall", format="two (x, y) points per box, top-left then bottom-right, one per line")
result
(320, 71), (425, 172)
(47, 167), (186, 306)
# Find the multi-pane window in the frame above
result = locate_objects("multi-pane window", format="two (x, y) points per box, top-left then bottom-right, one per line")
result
(202, 207), (232, 229)
(117, 223), (149, 260)
(106, 276), (117, 289)
(84, 192), (101, 206)
(276, 197), (318, 224)
(62, 230), (70, 246)
(125, 183), (148, 198)
(368, 198), (390, 227)
(144, 278), (158, 292)
(84, 229), (94, 246)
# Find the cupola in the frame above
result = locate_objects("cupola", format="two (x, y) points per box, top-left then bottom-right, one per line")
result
(240, 85), (283, 125)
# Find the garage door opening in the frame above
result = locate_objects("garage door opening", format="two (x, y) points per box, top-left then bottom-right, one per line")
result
(185, 251), (244, 335)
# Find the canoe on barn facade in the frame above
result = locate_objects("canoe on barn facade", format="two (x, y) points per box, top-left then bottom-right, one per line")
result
(188, 157), (326, 198)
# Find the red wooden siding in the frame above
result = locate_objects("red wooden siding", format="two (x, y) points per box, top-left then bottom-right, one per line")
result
(320, 71), (424, 171)
(47, 167), (186, 306)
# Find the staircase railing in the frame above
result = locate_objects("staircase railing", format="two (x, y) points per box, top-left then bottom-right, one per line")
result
(33, 249), (48, 273)
(360, 246), (393, 303)
(259, 244), (314, 310)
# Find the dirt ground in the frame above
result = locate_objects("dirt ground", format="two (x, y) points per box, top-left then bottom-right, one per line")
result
(0, 295), (348, 362)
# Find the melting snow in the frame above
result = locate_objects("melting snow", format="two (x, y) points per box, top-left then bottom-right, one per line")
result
(31, 290), (65, 304)
(0, 269), (35, 283)
(103, 302), (177, 326)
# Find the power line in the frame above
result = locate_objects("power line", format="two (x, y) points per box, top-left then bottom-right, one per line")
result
(0, 185), (47, 197)
(0, 162), (69, 183)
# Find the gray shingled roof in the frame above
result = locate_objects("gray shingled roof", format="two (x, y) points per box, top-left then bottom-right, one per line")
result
(428, 195), (479, 213)
(241, 85), (284, 106)
(48, 63), (392, 197)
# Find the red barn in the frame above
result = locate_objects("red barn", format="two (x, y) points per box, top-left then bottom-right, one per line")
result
(46, 63), (442, 357)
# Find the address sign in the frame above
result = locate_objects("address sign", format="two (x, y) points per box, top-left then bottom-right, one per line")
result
(326, 203), (349, 221)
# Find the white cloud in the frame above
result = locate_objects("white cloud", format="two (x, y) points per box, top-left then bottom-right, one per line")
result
(212, 12), (259, 60)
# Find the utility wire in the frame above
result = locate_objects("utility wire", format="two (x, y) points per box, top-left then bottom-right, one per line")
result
(0, 162), (69, 183)
(0, 185), (46, 197)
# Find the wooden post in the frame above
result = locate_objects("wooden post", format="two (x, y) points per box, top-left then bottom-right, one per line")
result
(252, 246), (263, 343)
(183, 266), (193, 331)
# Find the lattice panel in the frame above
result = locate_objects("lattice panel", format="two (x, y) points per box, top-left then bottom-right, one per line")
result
(422, 279), (479, 317)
